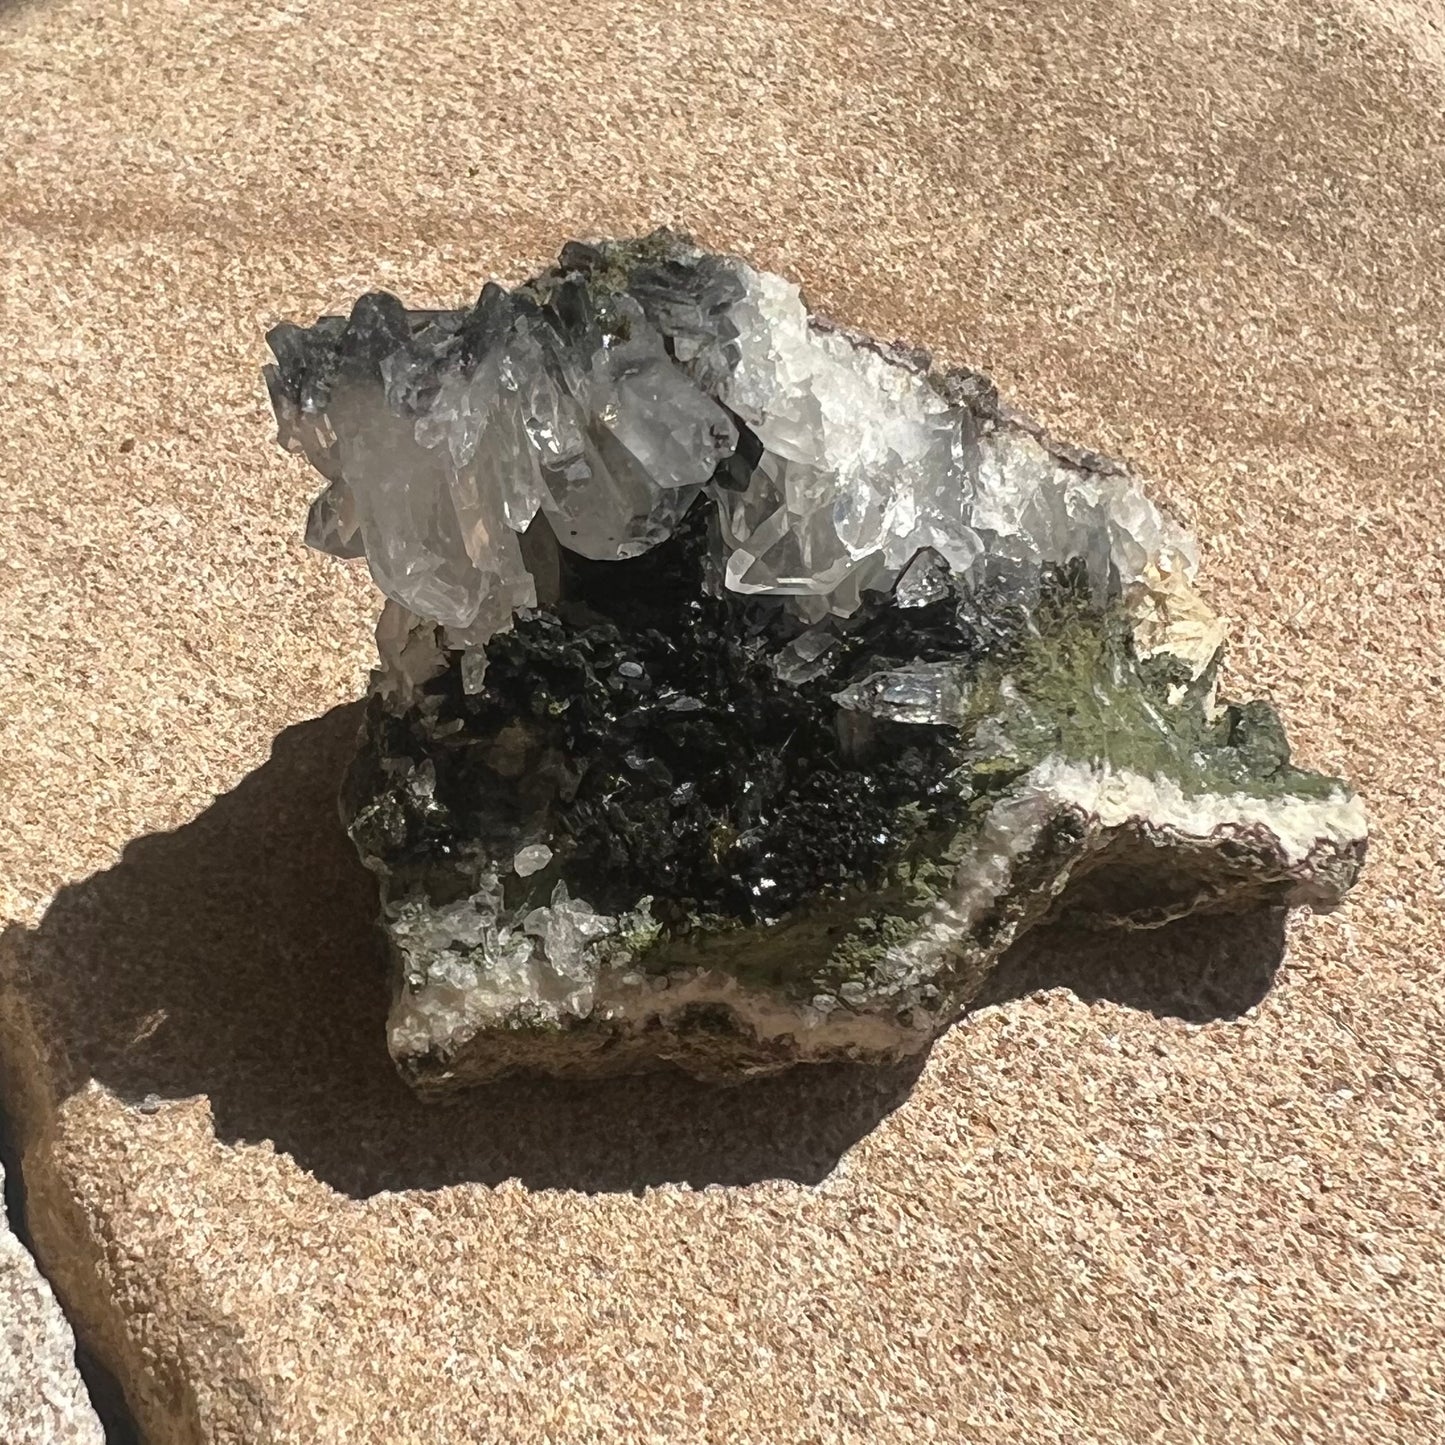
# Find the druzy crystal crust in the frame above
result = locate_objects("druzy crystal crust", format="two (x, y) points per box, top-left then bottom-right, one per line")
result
(266, 231), (1366, 1090)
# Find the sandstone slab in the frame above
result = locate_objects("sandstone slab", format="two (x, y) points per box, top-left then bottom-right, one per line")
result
(1, 0), (1441, 1441)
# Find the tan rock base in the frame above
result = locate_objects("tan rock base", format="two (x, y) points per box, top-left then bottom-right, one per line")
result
(2, 0), (1441, 1439)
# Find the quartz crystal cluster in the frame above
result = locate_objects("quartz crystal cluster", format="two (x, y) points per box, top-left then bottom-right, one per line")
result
(266, 231), (1366, 1090)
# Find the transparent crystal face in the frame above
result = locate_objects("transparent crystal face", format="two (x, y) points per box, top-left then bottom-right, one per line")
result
(265, 234), (1197, 658)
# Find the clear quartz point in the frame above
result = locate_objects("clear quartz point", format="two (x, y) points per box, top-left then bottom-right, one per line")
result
(893, 547), (952, 608)
(268, 233), (1199, 663)
(832, 662), (974, 726)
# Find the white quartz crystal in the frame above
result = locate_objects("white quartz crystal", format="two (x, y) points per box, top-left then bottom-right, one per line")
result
(277, 242), (1198, 659)
(513, 844), (553, 877)
(720, 264), (1196, 615)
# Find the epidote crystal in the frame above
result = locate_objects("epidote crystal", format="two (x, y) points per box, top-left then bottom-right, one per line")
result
(266, 231), (1366, 1090)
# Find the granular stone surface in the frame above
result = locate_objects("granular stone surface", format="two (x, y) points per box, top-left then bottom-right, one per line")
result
(0, 1161), (104, 1445)
(0, 0), (1441, 1441)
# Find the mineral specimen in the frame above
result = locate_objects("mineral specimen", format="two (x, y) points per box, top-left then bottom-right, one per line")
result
(265, 231), (1366, 1091)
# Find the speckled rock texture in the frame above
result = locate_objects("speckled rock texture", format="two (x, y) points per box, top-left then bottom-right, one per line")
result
(1, 0), (1442, 1441)
(0, 1161), (104, 1445)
